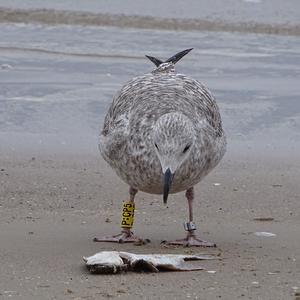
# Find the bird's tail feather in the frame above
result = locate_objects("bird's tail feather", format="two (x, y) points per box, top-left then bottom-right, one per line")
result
(145, 55), (163, 67)
(145, 48), (193, 67)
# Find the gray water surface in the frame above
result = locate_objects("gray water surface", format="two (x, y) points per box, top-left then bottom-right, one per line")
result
(1, 0), (300, 26)
(0, 23), (300, 156)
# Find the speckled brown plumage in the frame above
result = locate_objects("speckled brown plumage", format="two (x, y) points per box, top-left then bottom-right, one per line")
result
(99, 51), (226, 196)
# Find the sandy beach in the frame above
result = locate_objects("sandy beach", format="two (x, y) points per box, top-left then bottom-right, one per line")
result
(1, 1), (300, 299)
(1, 150), (300, 299)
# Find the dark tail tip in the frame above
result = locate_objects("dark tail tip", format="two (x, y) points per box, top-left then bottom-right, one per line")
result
(145, 55), (163, 67)
(165, 48), (193, 65)
(146, 48), (193, 67)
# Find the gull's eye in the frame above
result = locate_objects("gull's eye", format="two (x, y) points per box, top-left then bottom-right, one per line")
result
(183, 144), (191, 154)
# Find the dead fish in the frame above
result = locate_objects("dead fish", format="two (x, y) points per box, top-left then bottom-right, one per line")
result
(83, 251), (216, 274)
(83, 251), (127, 274)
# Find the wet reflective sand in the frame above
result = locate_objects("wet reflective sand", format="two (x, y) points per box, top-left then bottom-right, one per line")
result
(1, 23), (300, 156)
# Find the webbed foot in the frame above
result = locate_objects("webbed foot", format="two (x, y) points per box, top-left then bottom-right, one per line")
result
(93, 230), (144, 244)
(162, 232), (216, 247)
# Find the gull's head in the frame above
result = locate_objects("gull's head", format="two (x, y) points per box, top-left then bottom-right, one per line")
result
(152, 112), (195, 204)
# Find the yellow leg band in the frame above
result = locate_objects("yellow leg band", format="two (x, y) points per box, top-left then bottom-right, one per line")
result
(120, 201), (135, 229)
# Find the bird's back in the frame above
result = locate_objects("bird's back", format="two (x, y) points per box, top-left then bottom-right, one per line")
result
(102, 64), (223, 138)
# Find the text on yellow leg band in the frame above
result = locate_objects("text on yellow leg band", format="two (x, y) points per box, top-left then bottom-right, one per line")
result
(120, 201), (135, 228)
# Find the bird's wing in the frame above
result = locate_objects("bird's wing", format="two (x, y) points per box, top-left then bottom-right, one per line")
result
(100, 75), (150, 161)
(176, 75), (224, 137)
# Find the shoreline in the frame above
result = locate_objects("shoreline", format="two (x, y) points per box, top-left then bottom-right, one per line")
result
(1, 8), (300, 36)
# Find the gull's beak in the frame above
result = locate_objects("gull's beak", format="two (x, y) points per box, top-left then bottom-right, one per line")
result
(163, 168), (173, 204)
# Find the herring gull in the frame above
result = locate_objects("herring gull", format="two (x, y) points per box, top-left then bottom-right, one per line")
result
(95, 49), (226, 246)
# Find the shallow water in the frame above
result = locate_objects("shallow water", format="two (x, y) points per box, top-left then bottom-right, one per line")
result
(1, 0), (300, 25)
(0, 22), (300, 156)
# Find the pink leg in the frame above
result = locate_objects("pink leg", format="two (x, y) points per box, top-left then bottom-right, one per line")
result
(162, 187), (216, 247)
(94, 187), (145, 243)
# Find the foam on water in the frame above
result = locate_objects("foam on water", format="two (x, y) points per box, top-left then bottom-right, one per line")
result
(0, 0), (300, 35)
(0, 0), (299, 25)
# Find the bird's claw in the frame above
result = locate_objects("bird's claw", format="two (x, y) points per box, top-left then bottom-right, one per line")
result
(93, 230), (146, 244)
(161, 233), (216, 247)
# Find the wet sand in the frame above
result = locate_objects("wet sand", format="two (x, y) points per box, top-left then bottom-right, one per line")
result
(0, 150), (300, 299)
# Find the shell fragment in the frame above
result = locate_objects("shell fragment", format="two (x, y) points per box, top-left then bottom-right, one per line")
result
(254, 231), (277, 237)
